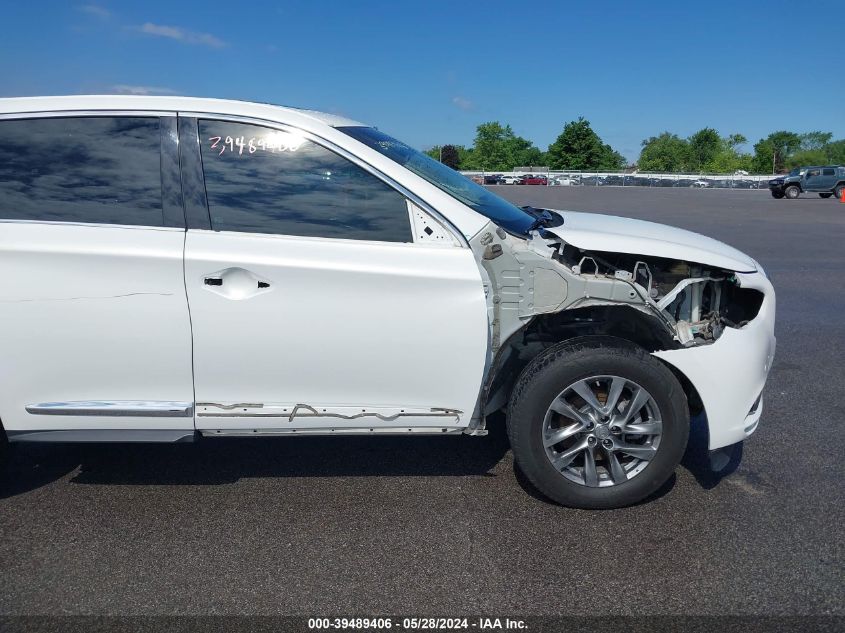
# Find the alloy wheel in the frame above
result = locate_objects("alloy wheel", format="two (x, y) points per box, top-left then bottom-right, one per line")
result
(542, 375), (663, 487)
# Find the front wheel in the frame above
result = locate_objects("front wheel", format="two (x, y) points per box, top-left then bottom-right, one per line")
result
(819, 193), (832, 199)
(784, 185), (801, 199)
(507, 339), (689, 509)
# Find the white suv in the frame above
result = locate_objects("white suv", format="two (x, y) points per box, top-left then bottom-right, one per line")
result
(0, 96), (776, 508)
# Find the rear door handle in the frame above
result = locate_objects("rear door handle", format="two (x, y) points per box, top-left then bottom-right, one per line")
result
(204, 277), (223, 286)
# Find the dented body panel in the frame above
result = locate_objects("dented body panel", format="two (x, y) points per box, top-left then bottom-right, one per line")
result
(542, 211), (758, 273)
(653, 271), (775, 449)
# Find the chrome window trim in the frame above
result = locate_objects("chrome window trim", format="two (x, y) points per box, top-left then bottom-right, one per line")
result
(25, 401), (194, 417)
(0, 219), (184, 232)
(181, 110), (469, 248)
(0, 110), (176, 120)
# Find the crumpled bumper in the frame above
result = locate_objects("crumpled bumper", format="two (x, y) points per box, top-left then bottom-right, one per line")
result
(653, 271), (776, 450)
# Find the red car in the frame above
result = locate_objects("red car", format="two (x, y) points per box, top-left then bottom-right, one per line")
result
(521, 174), (548, 185)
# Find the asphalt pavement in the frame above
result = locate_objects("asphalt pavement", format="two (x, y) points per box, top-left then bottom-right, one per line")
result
(1, 187), (842, 618)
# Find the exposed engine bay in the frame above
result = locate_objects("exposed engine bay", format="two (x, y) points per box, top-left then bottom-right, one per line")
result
(553, 245), (764, 347)
(471, 220), (764, 355)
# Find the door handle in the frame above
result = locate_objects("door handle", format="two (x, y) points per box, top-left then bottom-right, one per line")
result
(201, 268), (272, 300)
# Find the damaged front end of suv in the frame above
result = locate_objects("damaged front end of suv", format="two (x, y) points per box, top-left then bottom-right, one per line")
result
(470, 208), (776, 455)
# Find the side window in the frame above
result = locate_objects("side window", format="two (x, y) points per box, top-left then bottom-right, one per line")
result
(198, 120), (411, 242)
(0, 117), (164, 226)
(822, 168), (835, 176)
(806, 169), (821, 178)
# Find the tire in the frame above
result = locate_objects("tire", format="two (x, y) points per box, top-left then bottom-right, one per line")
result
(507, 338), (689, 509)
(771, 190), (784, 199)
(819, 193), (832, 199)
(834, 185), (844, 201)
(784, 185), (801, 199)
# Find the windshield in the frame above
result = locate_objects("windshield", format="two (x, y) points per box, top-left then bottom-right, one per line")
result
(789, 168), (801, 177)
(338, 126), (535, 235)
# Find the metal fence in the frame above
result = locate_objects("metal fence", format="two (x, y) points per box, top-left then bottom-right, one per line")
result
(461, 170), (772, 189)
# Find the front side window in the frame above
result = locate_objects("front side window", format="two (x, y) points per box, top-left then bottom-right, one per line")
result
(198, 120), (411, 242)
(0, 117), (163, 226)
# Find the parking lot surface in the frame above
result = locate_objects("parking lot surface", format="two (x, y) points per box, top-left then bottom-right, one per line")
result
(1, 188), (842, 616)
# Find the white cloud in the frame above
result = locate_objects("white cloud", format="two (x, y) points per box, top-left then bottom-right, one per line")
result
(110, 84), (179, 96)
(78, 4), (111, 19)
(137, 22), (227, 48)
(451, 96), (474, 111)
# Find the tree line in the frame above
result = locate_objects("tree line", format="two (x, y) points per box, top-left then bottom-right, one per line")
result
(426, 118), (625, 172)
(427, 120), (845, 174)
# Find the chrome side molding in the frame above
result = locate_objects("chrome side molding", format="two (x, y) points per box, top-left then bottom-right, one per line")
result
(7, 429), (197, 443)
(24, 401), (194, 417)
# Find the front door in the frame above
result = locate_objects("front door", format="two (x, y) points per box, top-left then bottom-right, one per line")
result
(181, 118), (488, 433)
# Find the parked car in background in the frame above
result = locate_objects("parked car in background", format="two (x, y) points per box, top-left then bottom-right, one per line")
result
(0, 95), (776, 510)
(470, 174), (485, 185)
(483, 174), (505, 185)
(691, 179), (710, 188)
(768, 166), (845, 199)
(500, 175), (523, 185)
(521, 174), (548, 185)
(550, 175), (575, 186)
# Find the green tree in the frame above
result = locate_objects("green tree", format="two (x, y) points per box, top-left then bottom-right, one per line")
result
(826, 139), (845, 165)
(752, 131), (802, 173)
(546, 117), (625, 170)
(638, 132), (689, 172)
(425, 144), (473, 169)
(799, 131), (833, 151)
(726, 133), (748, 150)
(440, 144), (461, 169)
(687, 128), (722, 171)
(703, 132), (754, 173)
(466, 122), (543, 171)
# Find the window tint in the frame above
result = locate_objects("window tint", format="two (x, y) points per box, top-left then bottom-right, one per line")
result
(0, 117), (163, 226)
(198, 120), (411, 242)
(822, 168), (835, 176)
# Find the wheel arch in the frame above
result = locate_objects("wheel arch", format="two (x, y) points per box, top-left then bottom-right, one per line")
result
(483, 305), (684, 416)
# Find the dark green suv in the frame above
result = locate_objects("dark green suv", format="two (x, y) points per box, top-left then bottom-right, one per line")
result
(769, 165), (845, 200)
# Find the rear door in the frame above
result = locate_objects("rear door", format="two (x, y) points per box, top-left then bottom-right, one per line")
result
(179, 117), (488, 433)
(0, 114), (194, 439)
(820, 168), (837, 190)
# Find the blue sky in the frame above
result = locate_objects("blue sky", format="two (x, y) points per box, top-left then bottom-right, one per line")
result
(1, 1), (842, 160)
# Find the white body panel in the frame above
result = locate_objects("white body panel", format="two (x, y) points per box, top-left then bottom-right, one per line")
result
(544, 211), (757, 272)
(654, 271), (776, 449)
(0, 223), (194, 431)
(184, 231), (488, 431)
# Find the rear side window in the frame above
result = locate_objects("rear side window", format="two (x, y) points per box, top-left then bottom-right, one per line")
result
(198, 120), (411, 242)
(0, 117), (164, 226)
(822, 168), (835, 176)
